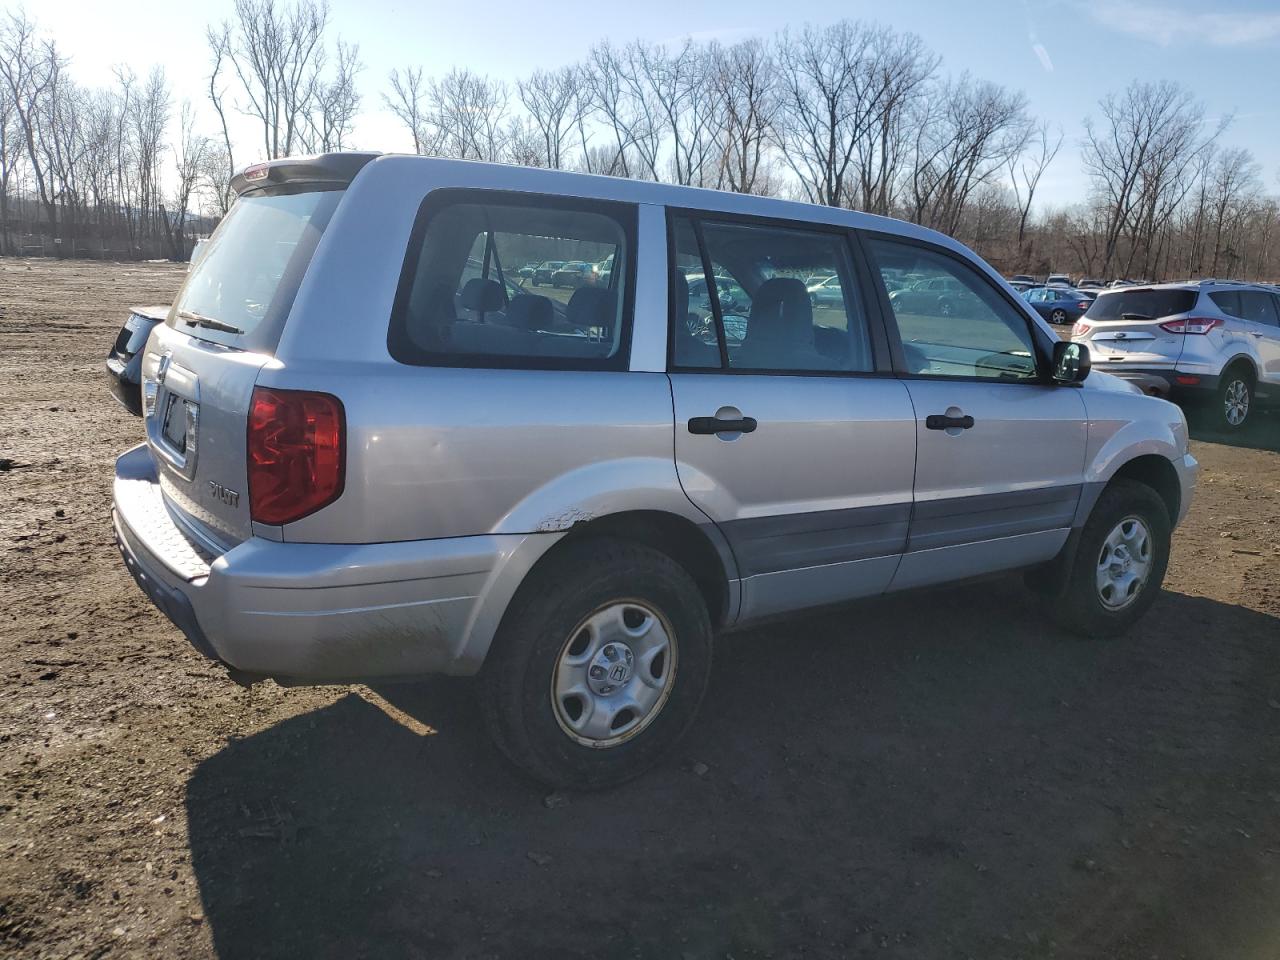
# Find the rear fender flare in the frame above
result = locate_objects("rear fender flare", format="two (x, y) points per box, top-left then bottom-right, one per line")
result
(453, 457), (736, 671)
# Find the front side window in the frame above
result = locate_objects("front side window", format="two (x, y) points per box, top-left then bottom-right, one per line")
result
(390, 192), (633, 369)
(669, 215), (874, 374)
(866, 238), (1039, 381)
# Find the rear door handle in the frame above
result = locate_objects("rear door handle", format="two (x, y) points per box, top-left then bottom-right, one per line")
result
(688, 415), (758, 435)
(925, 414), (975, 430)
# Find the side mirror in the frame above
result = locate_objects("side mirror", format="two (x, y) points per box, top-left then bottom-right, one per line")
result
(1052, 340), (1091, 384)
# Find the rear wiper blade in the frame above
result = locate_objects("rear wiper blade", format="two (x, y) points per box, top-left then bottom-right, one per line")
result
(1120, 312), (1153, 321)
(177, 309), (244, 335)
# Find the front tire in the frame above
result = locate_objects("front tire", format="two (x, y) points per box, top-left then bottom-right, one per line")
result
(479, 538), (713, 790)
(1046, 479), (1171, 638)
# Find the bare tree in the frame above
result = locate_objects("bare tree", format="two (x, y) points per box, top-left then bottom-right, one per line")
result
(1006, 120), (1063, 252)
(198, 145), (235, 217)
(168, 102), (210, 257)
(205, 23), (237, 211)
(427, 68), (509, 162)
(504, 116), (544, 167)
(517, 66), (581, 169)
(848, 30), (936, 214)
(0, 75), (24, 253)
(1205, 147), (1260, 276)
(1082, 80), (1224, 278)
(214, 0), (330, 160)
(908, 75), (1029, 237)
(773, 20), (936, 208)
(384, 66), (436, 155)
(0, 11), (60, 233)
(708, 39), (776, 194)
(583, 41), (655, 180)
(305, 39), (361, 152)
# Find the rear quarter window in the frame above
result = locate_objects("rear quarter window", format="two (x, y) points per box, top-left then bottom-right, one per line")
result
(389, 190), (635, 371)
(1085, 289), (1197, 321)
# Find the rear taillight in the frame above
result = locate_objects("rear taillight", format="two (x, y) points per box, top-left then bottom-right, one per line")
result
(1159, 317), (1222, 335)
(247, 387), (345, 525)
(1077, 301), (1091, 311)
(1073, 322), (1091, 337)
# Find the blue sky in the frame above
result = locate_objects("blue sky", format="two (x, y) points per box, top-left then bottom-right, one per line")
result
(35, 0), (1280, 210)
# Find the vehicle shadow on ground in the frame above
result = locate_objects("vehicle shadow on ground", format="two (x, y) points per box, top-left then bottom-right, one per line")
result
(186, 580), (1280, 959)
(1190, 408), (1280, 452)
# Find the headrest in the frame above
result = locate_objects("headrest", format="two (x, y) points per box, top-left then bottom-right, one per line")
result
(459, 277), (504, 313)
(566, 286), (615, 331)
(748, 277), (813, 343)
(504, 294), (554, 331)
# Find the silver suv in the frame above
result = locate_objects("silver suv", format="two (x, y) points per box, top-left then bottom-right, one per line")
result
(112, 154), (1197, 788)
(1071, 280), (1280, 430)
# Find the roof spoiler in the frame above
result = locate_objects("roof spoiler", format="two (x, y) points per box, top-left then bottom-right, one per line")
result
(231, 152), (380, 196)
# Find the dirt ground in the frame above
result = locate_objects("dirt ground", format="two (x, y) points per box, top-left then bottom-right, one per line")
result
(2, 257), (1280, 960)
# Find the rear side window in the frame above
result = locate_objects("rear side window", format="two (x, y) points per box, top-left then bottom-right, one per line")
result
(669, 214), (874, 374)
(1086, 289), (1197, 321)
(1237, 290), (1279, 326)
(172, 189), (342, 349)
(390, 191), (634, 370)
(1209, 291), (1241, 317)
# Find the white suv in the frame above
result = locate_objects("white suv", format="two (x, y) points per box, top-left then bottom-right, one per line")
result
(1072, 281), (1280, 430)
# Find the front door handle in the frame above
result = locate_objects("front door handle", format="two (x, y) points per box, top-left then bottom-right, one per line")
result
(925, 413), (975, 430)
(688, 415), (758, 435)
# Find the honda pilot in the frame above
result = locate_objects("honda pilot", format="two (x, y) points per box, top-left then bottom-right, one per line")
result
(112, 153), (1198, 788)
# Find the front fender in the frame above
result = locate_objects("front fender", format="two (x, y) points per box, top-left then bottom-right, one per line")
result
(1082, 390), (1187, 486)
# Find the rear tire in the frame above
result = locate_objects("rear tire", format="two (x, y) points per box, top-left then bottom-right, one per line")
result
(1046, 479), (1170, 638)
(1215, 367), (1253, 431)
(1050, 308), (1068, 324)
(479, 538), (713, 790)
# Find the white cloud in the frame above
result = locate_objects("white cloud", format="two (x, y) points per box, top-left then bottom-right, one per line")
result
(1085, 1), (1280, 46)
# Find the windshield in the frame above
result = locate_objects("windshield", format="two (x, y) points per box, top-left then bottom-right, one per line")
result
(170, 189), (342, 347)
(1084, 288), (1197, 321)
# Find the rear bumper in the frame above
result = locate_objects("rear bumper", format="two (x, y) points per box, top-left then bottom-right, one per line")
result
(111, 443), (531, 682)
(105, 355), (144, 416)
(1100, 366), (1219, 399)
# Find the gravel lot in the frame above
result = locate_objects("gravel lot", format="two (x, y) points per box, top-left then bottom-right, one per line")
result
(3, 257), (1280, 960)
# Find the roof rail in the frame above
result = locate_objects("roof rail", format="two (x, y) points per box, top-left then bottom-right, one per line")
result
(1197, 278), (1247, 286)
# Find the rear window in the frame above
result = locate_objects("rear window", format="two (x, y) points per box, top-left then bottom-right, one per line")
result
(1084, 288), (1197, 321)
(389, 190), (634, 370)
(170, 189), (341, 348)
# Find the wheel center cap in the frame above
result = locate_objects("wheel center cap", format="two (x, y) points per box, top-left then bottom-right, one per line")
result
(587, 642), (634, 696)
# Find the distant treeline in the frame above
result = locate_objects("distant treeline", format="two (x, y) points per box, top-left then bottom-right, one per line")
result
(1, 2), (1276, 278)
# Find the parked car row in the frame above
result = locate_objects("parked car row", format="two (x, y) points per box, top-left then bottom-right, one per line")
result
(521, 256), (615, 289)
(1008, 274), (1146, 292)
